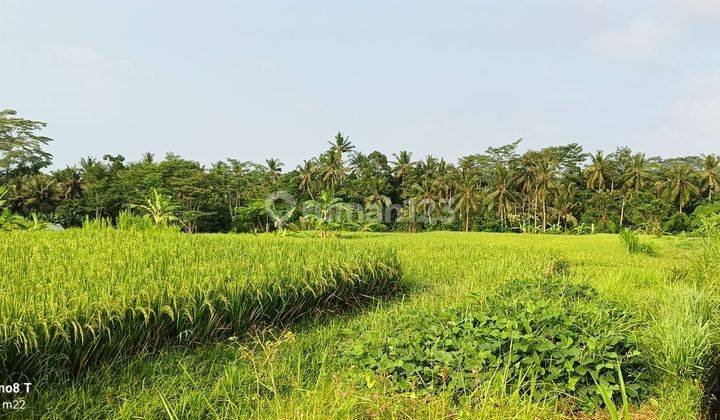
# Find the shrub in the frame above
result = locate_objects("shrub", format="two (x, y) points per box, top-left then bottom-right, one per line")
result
(664, 211), (692, 233)
(344, 278), (647, 411)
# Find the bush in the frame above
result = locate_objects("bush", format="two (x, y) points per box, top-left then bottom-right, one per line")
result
(52, 199), (87, 227)
(664, 212), (692, 233)
(233, 200), (270, 232)
(691, 202), (720, 233)
(344, 278), (648, 411)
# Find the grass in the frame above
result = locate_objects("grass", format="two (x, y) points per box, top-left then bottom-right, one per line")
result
(2, 231), (718, 418)
(618, 228), (654, 255)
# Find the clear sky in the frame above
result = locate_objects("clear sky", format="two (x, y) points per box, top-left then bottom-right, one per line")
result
(2, 1), (719, 169)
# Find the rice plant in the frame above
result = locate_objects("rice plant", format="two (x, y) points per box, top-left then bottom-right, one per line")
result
(0, 230), (402, 381)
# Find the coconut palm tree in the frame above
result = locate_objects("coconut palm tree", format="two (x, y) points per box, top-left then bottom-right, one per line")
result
(534, 156), (557, 232)
(348, 152), (368, 175)
(327, 131), (354, 159)
(365, 179), (392, 222)
(55, 167), (84, 199)
(296, 159), (317, 200)
(551, 183), (578, 232)
(410, 179), (440, 225)
(453, 174), (483, 231)
(617, 153), (651, 227)
(264, 158), (284, 182)
(391, 151), (414, 182)
(514, 153), (539, 225)
(700, 154), (720, 200)
(487, 165), (517, 227)
(662, 165), (699, 212)
(141, 152), (155, 164)
(584, 150), (610, 192)
(318, 151), (346, 189)
(623, 153), (650, 192)
(18, 174), (57, 214)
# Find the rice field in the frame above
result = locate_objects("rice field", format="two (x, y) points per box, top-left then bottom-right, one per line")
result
(0, 230), (401, 382)
(2, 230), (719, 418)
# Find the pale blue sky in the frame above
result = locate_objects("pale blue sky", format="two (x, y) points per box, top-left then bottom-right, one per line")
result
(2, 1), (719, 169)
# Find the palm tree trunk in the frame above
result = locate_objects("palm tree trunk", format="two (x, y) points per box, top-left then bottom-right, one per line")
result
(620, 195), (626, 227)
(542, 197), (547, 233)
(465, 207), (469, 232)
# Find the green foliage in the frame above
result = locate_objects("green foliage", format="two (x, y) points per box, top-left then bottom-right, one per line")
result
(664, 211), (692, 234)
(4, 113), (715, 234)
(0, 109), (53, 184)
(595, 363), (631, 420)
(344, 278), (646, 411)
(691, 201), (720, 233)
(132, 188), (180, 226)
(233, 200), (269, 232)
(618, 229), (653, 255)
(0, 185), (36, 230)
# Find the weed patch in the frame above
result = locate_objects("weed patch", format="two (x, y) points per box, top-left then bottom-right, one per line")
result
(344, 278), (648, 411)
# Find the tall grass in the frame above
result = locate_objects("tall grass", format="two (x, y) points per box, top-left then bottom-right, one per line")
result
(647, 289), (714, 378)
(618, 229), (653, 255)
(0, 230), (402, 381)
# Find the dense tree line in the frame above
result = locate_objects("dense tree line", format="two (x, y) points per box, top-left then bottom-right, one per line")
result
(1, 109), (719, 233)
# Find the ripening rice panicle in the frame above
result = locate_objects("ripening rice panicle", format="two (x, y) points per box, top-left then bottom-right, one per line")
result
(0, 230), (402, 381)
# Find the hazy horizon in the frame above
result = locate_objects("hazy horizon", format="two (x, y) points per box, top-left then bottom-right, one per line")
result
(3, 1), (719, 169)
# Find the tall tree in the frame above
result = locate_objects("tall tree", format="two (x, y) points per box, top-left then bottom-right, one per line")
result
(54, 167), (84, 200)
(619, 153), (650, 226)
(487, 165), (517, 227)
(0, 109), (53, 185)
(453, 174), (483, 231)
(264, 158), (284, 183)
(623, 153), (650, 192)
(364, 178), (392, 221)
(584, 150), (610, 193)
(318, 151), (346, 189)
(17, 174), (57, 213)
(700, 154), (720, 200)
(391, 151), (414, 182)
(327, 131), (354, 159)
(297, 159), (317, 200)
(551, 183), (578, 232)
(662, 165), (699, 212)
(410, 179), (440, 225)
(534, 156), (557, 232)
